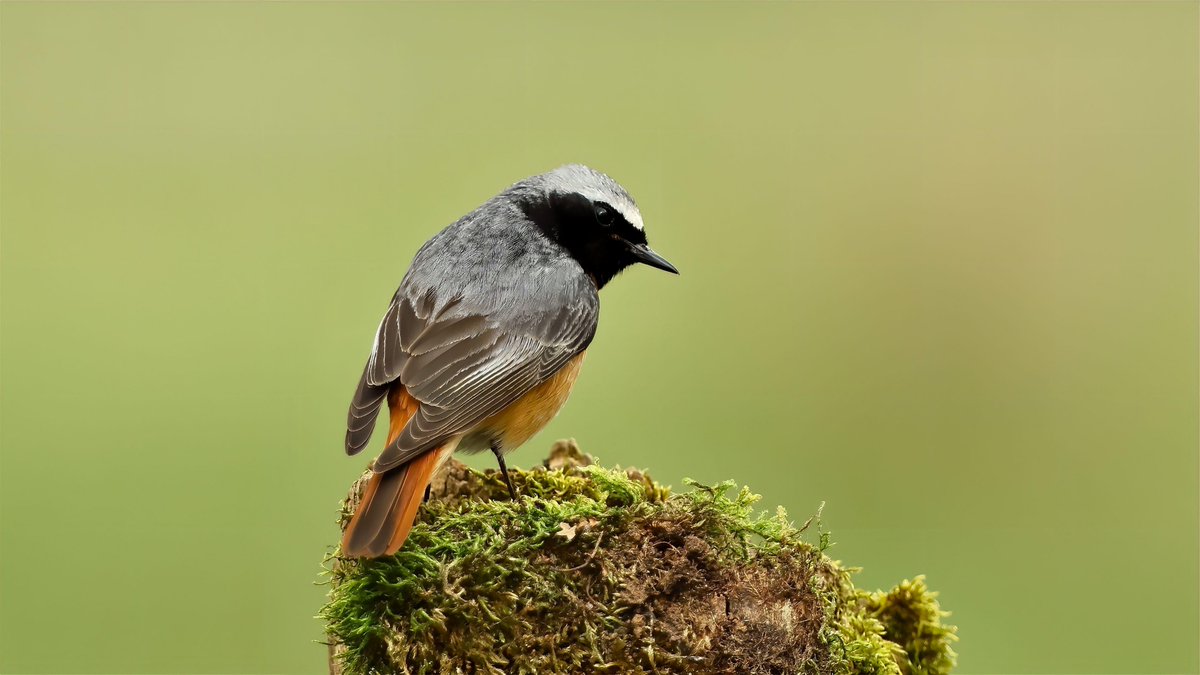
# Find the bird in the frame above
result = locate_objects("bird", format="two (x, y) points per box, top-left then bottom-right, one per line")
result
(341, 164), (678, 558)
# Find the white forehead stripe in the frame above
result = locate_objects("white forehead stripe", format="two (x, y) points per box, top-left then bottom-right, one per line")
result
(613, 202), (644, 231)
(540, 164), (645, 230)
(575, 187), (644, 231)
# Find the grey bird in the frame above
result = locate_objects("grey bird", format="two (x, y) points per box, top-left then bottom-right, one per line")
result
(341, 164), (678, 558)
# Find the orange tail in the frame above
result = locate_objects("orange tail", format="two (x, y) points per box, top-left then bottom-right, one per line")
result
(340, 446), (449, 558)
(341, 385), (451, 558)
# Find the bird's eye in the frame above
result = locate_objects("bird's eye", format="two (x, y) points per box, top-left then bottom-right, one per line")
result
(594, 203), (614, 226)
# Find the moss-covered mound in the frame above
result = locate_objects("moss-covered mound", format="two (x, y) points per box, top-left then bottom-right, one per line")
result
(321, 441), (956, 675)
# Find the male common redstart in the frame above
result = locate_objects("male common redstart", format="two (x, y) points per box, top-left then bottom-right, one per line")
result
(341, 165), (677, 558)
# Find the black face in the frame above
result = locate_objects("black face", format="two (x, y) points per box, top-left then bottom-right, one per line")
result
(523, 191), (677, 288)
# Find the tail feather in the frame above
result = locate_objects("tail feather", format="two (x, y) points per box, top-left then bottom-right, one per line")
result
(341, 446), (452, 558)
(342, 383), (453, 558)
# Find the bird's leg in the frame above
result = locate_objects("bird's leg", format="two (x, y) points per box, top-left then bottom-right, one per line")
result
(490, 442), (517, 501)
(423, 483), (432, 503)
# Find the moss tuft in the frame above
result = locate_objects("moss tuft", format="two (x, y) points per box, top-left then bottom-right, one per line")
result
(320, 440), (956, 674)
(858, 577), (958, 675)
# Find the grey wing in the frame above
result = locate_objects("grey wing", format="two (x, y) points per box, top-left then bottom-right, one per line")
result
(343, 292), (491, 456)
(344, 276), (598, 471)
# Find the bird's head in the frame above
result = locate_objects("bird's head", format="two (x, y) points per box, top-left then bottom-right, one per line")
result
(514, 164), (678, 288)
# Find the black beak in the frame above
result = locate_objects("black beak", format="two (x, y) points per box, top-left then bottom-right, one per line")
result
(628, 243), (679, 274)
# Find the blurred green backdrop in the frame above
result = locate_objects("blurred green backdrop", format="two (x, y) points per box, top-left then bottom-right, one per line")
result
(2, 2), (1196, 673)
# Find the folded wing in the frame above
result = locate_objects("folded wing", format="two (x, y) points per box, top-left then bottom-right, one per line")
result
(344, 270), (598, 471)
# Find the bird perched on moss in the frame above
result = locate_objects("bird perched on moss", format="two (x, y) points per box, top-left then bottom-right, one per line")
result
(341, 165), (678, 558)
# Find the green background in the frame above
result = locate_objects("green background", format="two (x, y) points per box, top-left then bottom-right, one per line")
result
(2, 2), (1196, 673)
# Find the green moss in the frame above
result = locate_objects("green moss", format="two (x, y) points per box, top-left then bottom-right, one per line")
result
(858, 577), (958, 675)
(320, 443), (956, 674)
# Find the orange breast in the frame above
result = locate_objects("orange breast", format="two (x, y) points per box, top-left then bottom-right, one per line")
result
(481, 351), (586, 451)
